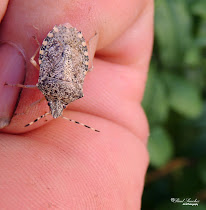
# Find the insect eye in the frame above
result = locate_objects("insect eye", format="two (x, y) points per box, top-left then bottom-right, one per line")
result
(63, 104), (67, 109)
(48, 102), (51, 106)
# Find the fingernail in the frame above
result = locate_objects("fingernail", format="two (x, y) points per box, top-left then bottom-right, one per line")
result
(0, 117), (10, 128)
(0, 43), (25, 129)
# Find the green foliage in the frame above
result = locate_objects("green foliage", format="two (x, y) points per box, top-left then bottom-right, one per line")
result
(142, 0), (206, 209)
(155, 0), (192, 68)
(163, 72), (203, 118)
(142, 66), (169, 124)
(191, 0), (206, 18)
(148, 126), (174, 167)
(197, 159), (206, 185)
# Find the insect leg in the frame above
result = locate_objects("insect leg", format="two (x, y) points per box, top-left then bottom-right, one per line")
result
(30, 47), (40, 70)
(4, 83), (37, 88)
(87, 32), (98, 72)
(25, 112), (50, 127)
(32, 35), (41, 46)
(88, 66), (94, 72)
(15, 97), (46, 116)
(29, 97), (46, 108)
(30, 36), (41, 71)
(87, 32), (98, 44)
(61, 116), (100, 132)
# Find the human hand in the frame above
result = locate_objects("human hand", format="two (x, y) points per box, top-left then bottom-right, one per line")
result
(0, 0), (153, 209)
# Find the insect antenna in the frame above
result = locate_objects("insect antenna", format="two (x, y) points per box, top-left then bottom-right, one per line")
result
(61, 116), (100, 132)
(25, 112), (50, 127)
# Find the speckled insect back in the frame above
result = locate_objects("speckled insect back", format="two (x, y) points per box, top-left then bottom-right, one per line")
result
(38, 24), (89, 118)
(12, 24), (100, 132)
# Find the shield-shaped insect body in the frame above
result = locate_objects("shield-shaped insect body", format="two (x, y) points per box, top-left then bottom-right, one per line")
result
(37, 24), (89, 118)
(5, 24), (99, 132)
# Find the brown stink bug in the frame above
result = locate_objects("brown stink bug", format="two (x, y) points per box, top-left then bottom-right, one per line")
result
(5, 24), (99, 132)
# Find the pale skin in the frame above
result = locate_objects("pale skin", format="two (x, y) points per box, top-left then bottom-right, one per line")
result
(0, 0), (153, 209)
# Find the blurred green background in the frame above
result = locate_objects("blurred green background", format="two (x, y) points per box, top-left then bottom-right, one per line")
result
(142, 0), (206, 209)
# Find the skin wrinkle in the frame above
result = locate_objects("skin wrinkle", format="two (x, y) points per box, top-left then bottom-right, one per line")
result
(0, 120), (149, 208)
(95, 0), (147, 50)
(66, 109), (148, 144)
(63, 109), (148, 145)
(66, 59), (149, 142)
(97, 6), (153, 67)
